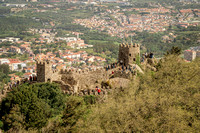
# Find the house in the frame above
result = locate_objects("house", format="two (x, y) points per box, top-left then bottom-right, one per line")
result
(95, 56), (106, 62)
(71, 53), (81, 59)
(5, 37), (20, 42)
(61, 54), (72, 59)
(10, 46), (21, 54)
(9, 74), (21, 81)
(0, 39), (7, 42)
(0, 58), (9, 65)
(8, 59), (26, 71)
(41, 33), (51, 39)
(54, 57), (64, 63)
(65, 50), (72, 54)
(184, 46), (200, 61)
(23, 67), (34, 73)
(5, 4), (27, 7)
(87, 56), (95, 62)
(184, 50), (196, 61)
(20, 44), (31, 53)
(56, 63), (66, 70)
(23, 72), (33, 79)
(65, 57), (74, 65)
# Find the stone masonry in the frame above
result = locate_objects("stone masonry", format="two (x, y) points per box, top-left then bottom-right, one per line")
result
(37, 60), (61, 82)
(118, 43), (140, 66)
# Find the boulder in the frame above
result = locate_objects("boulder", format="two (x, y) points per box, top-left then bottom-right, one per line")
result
(108, 78), (130, 89)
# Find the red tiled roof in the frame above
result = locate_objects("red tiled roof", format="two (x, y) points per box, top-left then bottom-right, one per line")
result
(24, 72), (32, 76)
(8, 59), (22, 64)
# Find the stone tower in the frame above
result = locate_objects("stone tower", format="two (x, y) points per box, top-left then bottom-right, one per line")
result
(36, 60), (53, 82)
(118, 43), (140, 66)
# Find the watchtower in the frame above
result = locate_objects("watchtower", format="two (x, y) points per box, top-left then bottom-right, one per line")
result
(36, 60), (53, 82)
(118, 43), (140, 66)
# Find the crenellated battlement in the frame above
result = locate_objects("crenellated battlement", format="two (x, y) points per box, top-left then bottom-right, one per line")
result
(36, 60), (52, 65)
(60, 67), (106, 75)
(52, 69), (59, 73)
(120, 43), (140, 48)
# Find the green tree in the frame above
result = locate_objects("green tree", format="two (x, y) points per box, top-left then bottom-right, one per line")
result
(0, 82), (65, 130)
(61, 96), (90, 132)
(0, 120), (3, 129)
(0, 72), (10, 83)
(2, 105), (25, 132)
(17, 64), (22, 70)
(136, 54), (141, 66)
(0, 64), (10, 75)
(165, 46), (182, 56)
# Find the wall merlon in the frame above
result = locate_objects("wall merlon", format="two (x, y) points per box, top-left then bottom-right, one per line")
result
(36, 61), (44, 65)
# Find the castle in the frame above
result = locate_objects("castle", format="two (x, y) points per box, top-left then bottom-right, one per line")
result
(0, 42), (159, 100)
(35, 43), (141, 94)
(0, 41), (160, 101)
(36, 43), (140, 83)
(0, 43), (144, 100)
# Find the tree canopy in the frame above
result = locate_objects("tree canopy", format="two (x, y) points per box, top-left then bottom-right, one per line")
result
(0, 82), (65, 131)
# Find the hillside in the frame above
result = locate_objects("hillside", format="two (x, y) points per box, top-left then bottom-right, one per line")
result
(77, 55), (200, 132)
(0, 54), (200, 132)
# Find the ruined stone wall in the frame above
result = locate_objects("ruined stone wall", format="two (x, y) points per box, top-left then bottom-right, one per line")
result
(0, 65), (138, 102)
(59, 63), (139, 94)
(60, 68), (109, 92)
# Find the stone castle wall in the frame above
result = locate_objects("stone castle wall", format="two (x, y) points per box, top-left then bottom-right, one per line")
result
(36, 42), (141, 93)
(0, 43), (142, 101)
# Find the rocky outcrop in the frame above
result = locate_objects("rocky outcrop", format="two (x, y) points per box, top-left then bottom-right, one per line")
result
(108, 78), (131, 89)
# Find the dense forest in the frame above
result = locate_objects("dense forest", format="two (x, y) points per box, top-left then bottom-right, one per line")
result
(0, 51), (200, 132)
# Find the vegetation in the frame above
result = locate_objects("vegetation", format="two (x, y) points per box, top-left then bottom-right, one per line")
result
(0, 82), (94, 132)
(0, 64), (10, 89)
(0, 83), (65, 131)
(0, 16), (42, 39)
(0, 53), (29, 61)
(165, 46), (181, 56)
(132, 26), (200, 57)
(77, 55), (200, 132)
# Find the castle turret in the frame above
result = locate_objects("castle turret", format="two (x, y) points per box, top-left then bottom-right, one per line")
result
(118, 43), (140, 66)
(36, 60), (61, 83)
(36, 60), (52, 82)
